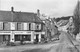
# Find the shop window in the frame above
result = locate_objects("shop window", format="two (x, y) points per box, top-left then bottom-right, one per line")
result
(15, 35), (31, 41)
(22, 35), (31, 41)
(15, 35), (21, 41)
(41, 35), (44, 38)
(3, 35), (10, 41)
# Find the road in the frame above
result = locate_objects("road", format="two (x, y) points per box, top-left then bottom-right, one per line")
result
(0, 31), (80, 52)
(0, 42), (59, 52)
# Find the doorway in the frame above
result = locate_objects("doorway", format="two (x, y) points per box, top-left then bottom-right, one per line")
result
(0, 35), (10, 43)
(36, 34), (39, 42)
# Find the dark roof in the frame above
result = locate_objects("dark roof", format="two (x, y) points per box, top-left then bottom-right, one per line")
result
(58, 20), (69, 26)
(55, 16), (72, 22)
(0, 10), (42, 23)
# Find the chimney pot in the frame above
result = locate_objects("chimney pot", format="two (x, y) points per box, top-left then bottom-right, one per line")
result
(11, 7), (14, 12)
(37, 9), (40, 17)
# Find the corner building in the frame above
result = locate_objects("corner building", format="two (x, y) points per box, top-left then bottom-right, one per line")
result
(0, 7), (45, 43)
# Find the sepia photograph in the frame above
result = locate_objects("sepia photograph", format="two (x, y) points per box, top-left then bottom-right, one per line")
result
(0, 0), (80, 52)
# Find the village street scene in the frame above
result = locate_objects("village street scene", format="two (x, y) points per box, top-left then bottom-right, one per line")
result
(0, 0), (80, 52)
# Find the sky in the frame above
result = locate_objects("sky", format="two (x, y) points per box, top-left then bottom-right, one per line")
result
(0, 0), (78, 17)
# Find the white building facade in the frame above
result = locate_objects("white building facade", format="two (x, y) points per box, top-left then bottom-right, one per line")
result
(0, 7), (45, 43)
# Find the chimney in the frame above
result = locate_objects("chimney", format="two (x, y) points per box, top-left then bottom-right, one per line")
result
(11, 7), (14, 21)
(37, 9), (40, 17)
(11, 7), (14, 12)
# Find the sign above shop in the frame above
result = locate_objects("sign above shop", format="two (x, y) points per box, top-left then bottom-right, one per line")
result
(0, 31), (11, 34)
(0, 31), (32, 35)
(14, 31), (32, 34)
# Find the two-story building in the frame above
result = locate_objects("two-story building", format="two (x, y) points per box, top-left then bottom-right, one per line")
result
(0, 7), (45, 44)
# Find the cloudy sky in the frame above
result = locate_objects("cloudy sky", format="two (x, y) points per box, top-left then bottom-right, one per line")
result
(0, 0), (78, 17)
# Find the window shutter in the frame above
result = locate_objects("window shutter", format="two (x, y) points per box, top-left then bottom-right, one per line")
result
(21, 23), (24, 30)
(31, 23), (35, 30)
(18, 23), (22, 30)
(15, 22), (18, 30)
(23, 23), (27, 30)
(31, 23), (33, 30)
(39, 24), (41, 30)
(0, 22), (3, 30)
(27, 23), (29, 30)
(10, 22), (16, 30)
(33, 23), (35, 30)
(23, 23), (30, 30)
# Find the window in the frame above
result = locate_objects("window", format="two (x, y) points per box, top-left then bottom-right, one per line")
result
(15, 35), (31, 41)
(23, 23), (29, 30)
(0, 22), (3, 30)
(15, 35), (21, 41)
(36, 24), (41, 30)
(23, 23), (27, 30)
(3, 35), (10, 41)
(31, 23), (35, 30)
(4, 22), (10, 30)
(22, 35), (31, 41)
(37, 25), (39, 29)
(29, 23), (31, 30)
(17, 23), (22, 30)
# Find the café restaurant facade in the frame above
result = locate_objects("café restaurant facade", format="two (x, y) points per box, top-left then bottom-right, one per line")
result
(0, 7), (45, 43)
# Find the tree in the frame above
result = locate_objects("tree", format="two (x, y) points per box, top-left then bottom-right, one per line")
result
(73, 0), (80, 36)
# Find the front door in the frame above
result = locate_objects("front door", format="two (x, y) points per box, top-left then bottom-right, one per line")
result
(36, 34), (39, 42)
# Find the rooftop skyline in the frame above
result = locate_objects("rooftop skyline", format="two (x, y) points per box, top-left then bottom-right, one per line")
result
(0, 0), (78, 17)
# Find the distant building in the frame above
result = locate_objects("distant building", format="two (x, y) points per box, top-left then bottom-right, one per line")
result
(55, 16), (73, 32)
(0, 7), (45, 43)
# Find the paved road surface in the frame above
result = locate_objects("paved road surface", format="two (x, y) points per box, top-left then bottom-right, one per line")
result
(0, 31), (80, 52)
